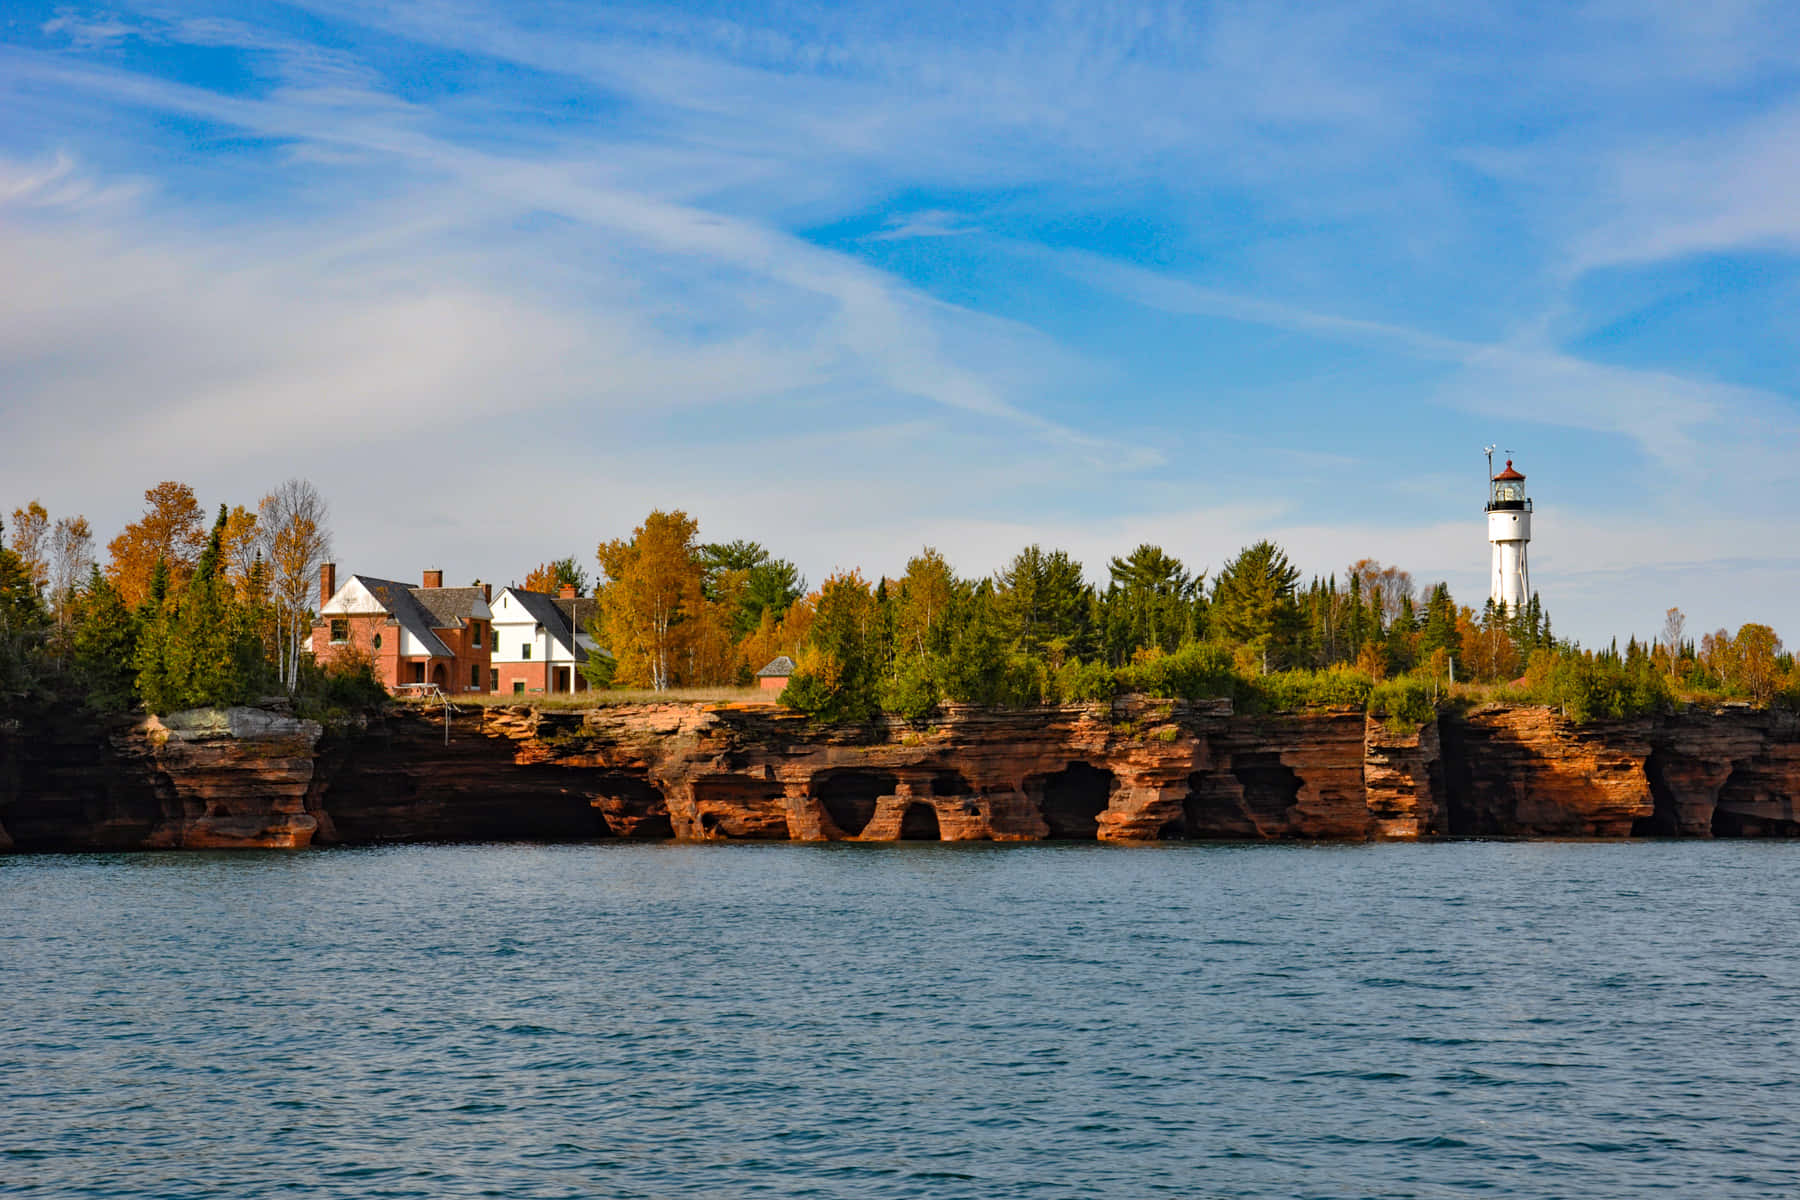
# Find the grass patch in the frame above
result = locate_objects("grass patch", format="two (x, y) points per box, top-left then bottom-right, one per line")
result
(431, 687), (774, 710)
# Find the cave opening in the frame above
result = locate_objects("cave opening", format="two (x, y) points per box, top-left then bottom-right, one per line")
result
(1712, 768), (1800, 837)
(691, 777), (791, 840)
(899, 803), (941, 841)
(1632, 748), (1682, 837)
(1231, 753), (1302, 820)
(1028, 762), (1115, 839)
(591, 774), (668, 838)
(1181, 770), (1254, 839)
(813, 770), (899, 837)
(931, 771), (972, 797)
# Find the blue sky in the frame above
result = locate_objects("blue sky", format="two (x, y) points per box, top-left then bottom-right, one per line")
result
(3, 1), (1798, 646)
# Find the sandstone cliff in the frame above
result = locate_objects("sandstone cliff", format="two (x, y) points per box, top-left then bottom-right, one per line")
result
(3, 699), (1797, 850)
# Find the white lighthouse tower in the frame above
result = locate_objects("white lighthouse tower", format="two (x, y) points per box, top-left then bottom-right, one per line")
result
(1486, 455), (1531, 610)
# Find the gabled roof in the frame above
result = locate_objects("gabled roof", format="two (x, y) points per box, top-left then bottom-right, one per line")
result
(757, 655), (797, 678)
(556, 597), (604, 659)
(350, 576), (455, 658)
(496, 588), (610, 663)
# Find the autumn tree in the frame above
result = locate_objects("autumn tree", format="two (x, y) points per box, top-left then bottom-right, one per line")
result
(133, 506), (266, 713)
(736, 594), (814, 682)
(107, 481), (208, 607)
(698, 540), (804, 637)
(219, 505), (260, 597)
(1660, 607), (1687, 681)
(596, 510), (706, 691)
(47, 514), (94, 624)
(1732, 623), (1783, 705)
(892, 548), (956, 661)
(257, 479), (332, 694)
(524, 557), (590, 596)
(1347, 559), (1415, 628)
(8, 501), (49, 593)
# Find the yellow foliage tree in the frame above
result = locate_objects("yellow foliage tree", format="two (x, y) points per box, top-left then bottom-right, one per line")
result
(8, 501), (48, 592)
(736, 595), (814, 679)
(595, 510), (707, 691)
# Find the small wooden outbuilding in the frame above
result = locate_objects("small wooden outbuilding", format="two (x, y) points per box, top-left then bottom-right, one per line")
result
(756, 655), (796, 692)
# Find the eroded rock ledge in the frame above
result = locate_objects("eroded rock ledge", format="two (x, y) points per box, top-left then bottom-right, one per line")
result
(3, 699), (1797, 850)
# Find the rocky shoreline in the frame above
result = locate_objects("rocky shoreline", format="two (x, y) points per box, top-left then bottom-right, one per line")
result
(2, 698), (1797, 851)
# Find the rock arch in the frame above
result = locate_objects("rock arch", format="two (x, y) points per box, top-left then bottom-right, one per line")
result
(898, 802), (941, 841)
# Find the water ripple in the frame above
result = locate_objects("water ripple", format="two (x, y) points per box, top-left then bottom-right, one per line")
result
(3, 841), (1799, 1197)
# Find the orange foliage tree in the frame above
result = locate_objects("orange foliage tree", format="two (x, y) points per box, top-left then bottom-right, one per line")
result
(106, 481), (208, 608)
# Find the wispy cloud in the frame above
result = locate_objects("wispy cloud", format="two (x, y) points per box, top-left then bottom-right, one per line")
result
(3, 1), (1799, 647)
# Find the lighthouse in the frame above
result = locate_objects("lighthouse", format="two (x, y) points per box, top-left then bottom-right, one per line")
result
(1486, 457), (1531, 610)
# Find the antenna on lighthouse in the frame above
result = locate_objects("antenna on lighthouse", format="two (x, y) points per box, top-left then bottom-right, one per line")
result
(1483, 443), (1497, 482)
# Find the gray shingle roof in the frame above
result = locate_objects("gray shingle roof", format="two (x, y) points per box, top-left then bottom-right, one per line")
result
(351, 576), (456, 658)
(501, 588), (611, 663)
(756, 655), (797, 678)
(411, 586), (488, 628)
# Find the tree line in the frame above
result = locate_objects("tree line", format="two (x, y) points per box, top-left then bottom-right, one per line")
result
(5, 487), (1795, 726)
(0, 479), (371, 718)
(580, 510), (1800, 725)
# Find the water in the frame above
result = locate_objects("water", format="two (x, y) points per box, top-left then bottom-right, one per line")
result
(3, 842), (1798, 1198)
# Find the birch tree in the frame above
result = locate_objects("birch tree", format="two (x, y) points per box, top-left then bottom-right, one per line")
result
(8, 501), (49, 594)
(596, 510), (704, 691)
(257, 479), (331, 693)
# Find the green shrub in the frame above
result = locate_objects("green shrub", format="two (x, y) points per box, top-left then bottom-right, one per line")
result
(292, 656), (389, 721)
(1055, 657), (1118, 703)
(1505, 649), (1671, 722)
(1115, 641), (1240, 701)
(880, 656), (940, 721)
(1369, 675), (1437, 727)
(1251, 665), (1375, 713)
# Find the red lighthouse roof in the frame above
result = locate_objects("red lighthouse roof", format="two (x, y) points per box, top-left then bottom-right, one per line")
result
(1493, 459), (1525, 481)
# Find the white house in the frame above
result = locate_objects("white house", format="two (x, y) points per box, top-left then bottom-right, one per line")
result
(489, 585), (606, 695)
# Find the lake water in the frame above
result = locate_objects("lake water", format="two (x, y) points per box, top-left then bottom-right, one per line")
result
(3, 842), (1798, 1198)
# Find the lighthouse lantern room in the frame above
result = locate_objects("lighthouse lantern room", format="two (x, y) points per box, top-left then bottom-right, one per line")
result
(1486, 458), (1531, 610)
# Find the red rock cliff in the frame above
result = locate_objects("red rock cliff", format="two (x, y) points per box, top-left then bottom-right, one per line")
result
(5, 699), (1797, 849)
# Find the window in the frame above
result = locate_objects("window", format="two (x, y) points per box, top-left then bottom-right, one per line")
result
(412, 663), (425, 683)
(372, 633), (382, 649)
(472, 621), (482, 648)
(470, 664), (480, 688)
(522, 644), (531, 659)
(329, 619), (349, 643)
(512, 680), (525, 694)
(490, 669), (498, 690)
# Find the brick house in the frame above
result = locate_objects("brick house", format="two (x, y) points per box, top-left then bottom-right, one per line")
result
(311, 564), (493, 695)
(489, 584), (607, 695)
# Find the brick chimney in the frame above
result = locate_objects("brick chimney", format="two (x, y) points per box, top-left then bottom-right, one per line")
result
(559, 583), (577, 599)
(422, 569), (443, 589)
(482, 582), (492, 603)
(319, 562), (336, 608)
